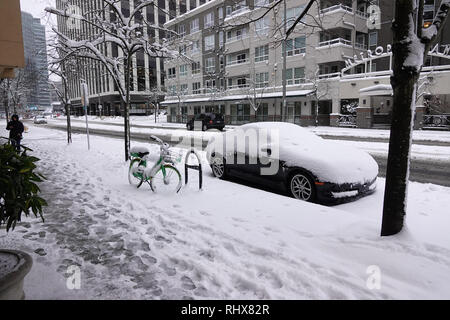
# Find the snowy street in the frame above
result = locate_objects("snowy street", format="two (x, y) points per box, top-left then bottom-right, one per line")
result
(1, 125), (450, 299)
(39, 118), (450, 186)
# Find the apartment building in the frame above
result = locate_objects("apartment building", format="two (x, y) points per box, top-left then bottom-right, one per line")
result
(162, 0), (450, 128)
(55, 0), (169, 116)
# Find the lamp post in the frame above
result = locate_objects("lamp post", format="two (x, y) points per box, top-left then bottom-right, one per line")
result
(282, 0), (287, 122)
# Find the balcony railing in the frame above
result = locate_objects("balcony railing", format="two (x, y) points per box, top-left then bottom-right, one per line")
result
(318, 38), (352, 48)
(317, 72), (341, 79)
(228, 84), (250, 90)
(423, 114), (450, 129)
(320, 4), (369, 18)
(226, 34), (249, 44)
(226, 58), (249, 66)
(337, 114), (357, 127)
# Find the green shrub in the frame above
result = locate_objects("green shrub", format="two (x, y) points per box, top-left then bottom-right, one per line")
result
(0, 142), (47, 231)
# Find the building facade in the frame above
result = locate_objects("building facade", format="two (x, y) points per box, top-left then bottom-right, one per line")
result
(162, 0), (450, 129)
(55, 0), (170, 116)
(21, 12), (52, 110)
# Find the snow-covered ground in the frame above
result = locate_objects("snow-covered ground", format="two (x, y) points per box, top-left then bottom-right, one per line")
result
(1, 125), (450, 299)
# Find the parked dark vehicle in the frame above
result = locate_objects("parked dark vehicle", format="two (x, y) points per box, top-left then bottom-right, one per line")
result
(206, 122), (379, 204)
(187, 113), (225, 131)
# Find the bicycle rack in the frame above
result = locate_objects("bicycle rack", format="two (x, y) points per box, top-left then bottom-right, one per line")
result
(184, 148), (203, 190)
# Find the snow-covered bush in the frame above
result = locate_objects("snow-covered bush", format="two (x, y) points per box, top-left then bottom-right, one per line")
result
(0, 142), (46, 231)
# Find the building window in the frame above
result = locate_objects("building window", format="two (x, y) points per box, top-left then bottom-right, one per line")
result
(369, 32), (378, 47)
(218, 7), (224, 21)
(179, 64), (188, 76)
(206, 79), (216, 88)
(192, 82), (201, 94)
(168, 85), (177, 95)
(255, 45), (269, 62)
(286, 6), (305, 28)
(286, 67), (305, 85)
(205, 57), (215, 73)
(219, 31), (224, 47)
(204, 12), (214, 28)
(192, 61), (201, 74)
(191, 40), (200, 54)
(255, 0), (270, 7)
(255, 72), (269, 88)
(167, 67), (176, 79)
(179, 44), (187, 55)
(286, 36), (306, 56)
(204, 34), (215, 51)
(190, 18), (199, 33)
(178, 24), (186, 36)
(255, 16), (270, 36)
(237, 77), (247, 88)
(180, 84), (188, 94)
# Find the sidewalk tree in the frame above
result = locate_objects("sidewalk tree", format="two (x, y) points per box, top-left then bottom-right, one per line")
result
(45, 0), (180, 160)
(381, 0), (450, 236)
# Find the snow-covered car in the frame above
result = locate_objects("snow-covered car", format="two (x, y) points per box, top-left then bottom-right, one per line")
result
(33, 116), (47, 124)
(206, 122), (378, 204)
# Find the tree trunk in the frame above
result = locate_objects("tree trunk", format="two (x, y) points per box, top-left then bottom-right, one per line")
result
(381, 0), (420, 236)
(124, 56), (132, 161)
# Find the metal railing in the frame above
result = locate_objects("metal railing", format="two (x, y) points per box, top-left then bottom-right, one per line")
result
(228, 84), (250, 90)
(423, 114), (450, 128)
(320, 4), (369, 18)
(226, 58), (249, 66)
(337, 114), (357, 127)
(318, 38), (352, 48)
(226, 34), (249, 44)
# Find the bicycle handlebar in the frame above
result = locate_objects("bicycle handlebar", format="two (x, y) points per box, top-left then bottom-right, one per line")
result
(150, 135), (163, 144)
(150, 135), (169, 150)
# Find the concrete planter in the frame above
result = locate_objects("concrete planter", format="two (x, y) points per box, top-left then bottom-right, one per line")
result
(0, 249), (33, 300)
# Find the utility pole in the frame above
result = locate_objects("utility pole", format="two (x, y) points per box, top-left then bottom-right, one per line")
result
(282, 0), (287, 122)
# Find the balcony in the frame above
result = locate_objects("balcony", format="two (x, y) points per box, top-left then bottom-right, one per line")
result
(225, 34), (251, 53)
(316, 38), (365, 64)
(319, 4), (368, 32)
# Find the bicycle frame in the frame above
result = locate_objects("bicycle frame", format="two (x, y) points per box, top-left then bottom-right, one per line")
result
(130, 154), (172, 185)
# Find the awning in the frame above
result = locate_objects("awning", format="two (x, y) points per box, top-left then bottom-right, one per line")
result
(161, 90), (315, 105)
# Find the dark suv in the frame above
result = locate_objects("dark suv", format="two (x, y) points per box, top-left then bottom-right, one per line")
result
(187, 113), (225, 131)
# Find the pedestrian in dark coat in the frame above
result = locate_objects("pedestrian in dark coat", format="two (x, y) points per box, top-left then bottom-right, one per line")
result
(6, 114), (24, 151)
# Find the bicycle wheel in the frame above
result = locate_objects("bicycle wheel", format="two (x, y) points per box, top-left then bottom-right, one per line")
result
(128, 159), (146, 188)
(150, 164), (182, 194)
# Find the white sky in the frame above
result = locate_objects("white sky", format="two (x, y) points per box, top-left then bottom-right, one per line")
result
(20, 0), (55, 20)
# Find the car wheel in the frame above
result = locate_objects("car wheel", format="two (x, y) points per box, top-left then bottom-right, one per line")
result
(290, 173), (315, 202)
(187, 124), (192, 131)
(211, 157), (226, 179)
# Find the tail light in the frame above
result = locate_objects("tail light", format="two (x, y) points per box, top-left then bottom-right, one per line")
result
(209, 120), (213, 124)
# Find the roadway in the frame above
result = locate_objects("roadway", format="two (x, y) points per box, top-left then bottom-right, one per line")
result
(35, 120), (450, 187)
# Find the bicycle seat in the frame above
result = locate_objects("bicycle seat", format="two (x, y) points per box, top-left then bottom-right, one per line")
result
(130, 146), (149, 158)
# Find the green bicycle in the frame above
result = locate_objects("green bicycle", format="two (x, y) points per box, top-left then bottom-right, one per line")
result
(128, 135), (183, 193)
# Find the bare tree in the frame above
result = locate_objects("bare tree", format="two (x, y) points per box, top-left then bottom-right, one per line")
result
(381, 0), (450, 236)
